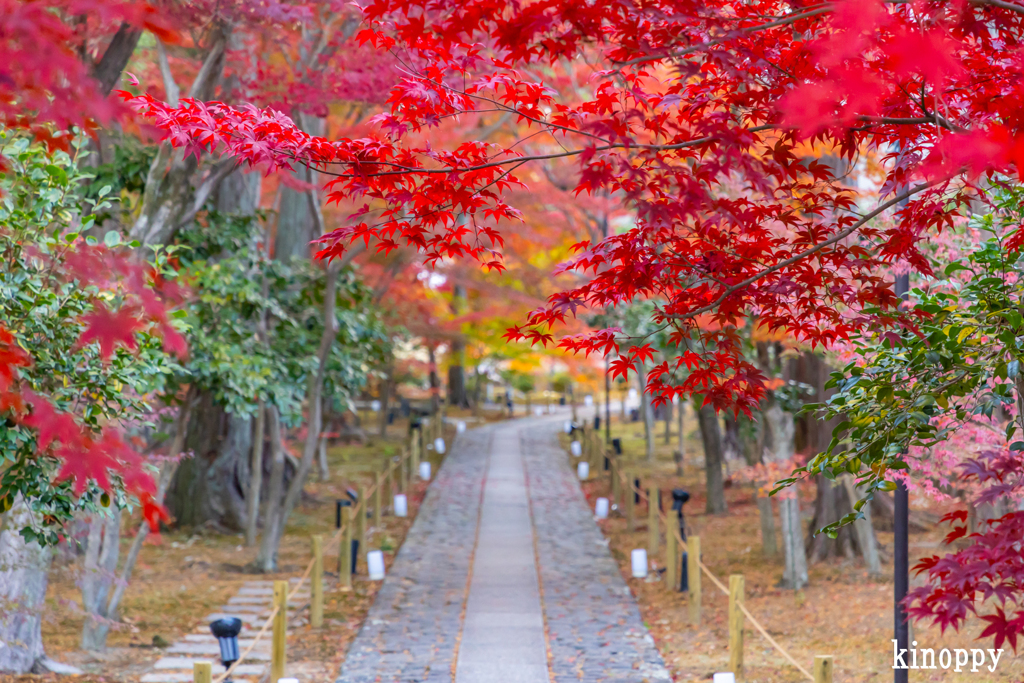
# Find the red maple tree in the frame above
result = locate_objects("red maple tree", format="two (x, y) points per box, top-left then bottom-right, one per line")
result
(8, 0), (1024, 648)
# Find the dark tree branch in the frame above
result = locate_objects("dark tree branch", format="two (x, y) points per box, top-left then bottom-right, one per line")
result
(91, 23), (142, 95)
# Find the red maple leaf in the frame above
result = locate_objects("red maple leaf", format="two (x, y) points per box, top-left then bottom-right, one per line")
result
(78, 302), (144, 360)
(21, 392), (81, 452)
(141, 493), (171, 534)
(979, 608), (1023, 653)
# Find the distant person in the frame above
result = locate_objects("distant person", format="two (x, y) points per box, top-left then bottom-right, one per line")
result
(506, 392), (513, 417)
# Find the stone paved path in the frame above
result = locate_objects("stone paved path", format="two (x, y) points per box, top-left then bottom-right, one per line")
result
(336, 414), (669, 683)
(140, 578), (308, 683)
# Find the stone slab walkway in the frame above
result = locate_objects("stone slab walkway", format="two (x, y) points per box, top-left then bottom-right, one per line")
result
(140, 578), (308, 683)
(336, 414), (669, 683)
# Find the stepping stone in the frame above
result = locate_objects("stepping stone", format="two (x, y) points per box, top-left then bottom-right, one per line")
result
(166, 642), (270, 659)
(204, 612), (264, 625)
(228, 596), (270, 605)
(153, 658), (265, 675)
(217, 604), (266, 614)
(182, 635), (264, 644)
(142, 675), (260, 683)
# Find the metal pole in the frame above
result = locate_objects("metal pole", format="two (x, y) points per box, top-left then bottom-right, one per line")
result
(605, 356), (611, 444)
(894, 271), (909, 683)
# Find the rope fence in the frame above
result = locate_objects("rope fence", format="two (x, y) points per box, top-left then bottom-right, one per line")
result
(203, 413), (447, 683)
(571, 421), (830, 683)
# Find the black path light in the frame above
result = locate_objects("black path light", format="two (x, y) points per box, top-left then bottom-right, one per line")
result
(209, 617), (242, 680)
(672, 489), (690, 592)
(335, 488), (360, 575)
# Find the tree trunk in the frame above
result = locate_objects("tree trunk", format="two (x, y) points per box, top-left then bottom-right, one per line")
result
(317, 432), (330, 481)
(80, 507), (122, 650)
(663, 400), (672, 444)
(807, 475), (858, 563)
(428, 345), (441, 414)
(130, 26), (232, 247)
(674, 400), (684, 476)
(167, 400), (252, 531)
(842, 475), (882, 577)
(92, 394), (195, 651)
(447, 363), (466, 408)
(696, 402), (727, 514)
(757, 496), (778, 557)
(638, 363), (655, 462)
(255, 263), (340, 571)
(245, 400), (266, 546)
(274, 115), (326, 261)
(0, 496), (51, 673)
(256, 405), (286, 572)
(379, 352), (394, 438)
(763, 400), (808, 590)
(794, 351), (879, 566)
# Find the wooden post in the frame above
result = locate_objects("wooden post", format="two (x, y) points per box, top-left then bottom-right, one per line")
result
(357, 487), (367, 564)
(193, 661), (212, 683)
(625, 470), (635, 533)
(399, 448), (408, 494)
(340, 507), (353, 589)
(311, 535), (323, 628)
(383, 460), (393, 510)
(688, 536), (701, 625)
(665, 526), (677, 592)
(647, 485), (659, 556)
(728, 574), (745, 677)
(411, 430), (420, 478)
(813, 655), (834, 683)
(374, 472), (383, 531)
(610, 458), (620, 507)
(271, 580), (288, 683)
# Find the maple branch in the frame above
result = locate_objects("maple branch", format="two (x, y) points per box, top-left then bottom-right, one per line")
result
(971, 0), (1024, 15)
(664, 174), (958, 323)
(856, 115), (964, 133)
(187, 25), (228, 101)
(156, 40), (180, 108)
(91, 23), (142, 95)
(315, 125), (776, 178)
(612, 5), (832, 68)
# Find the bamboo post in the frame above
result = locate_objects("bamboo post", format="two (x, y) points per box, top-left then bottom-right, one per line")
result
(399, 448), (408, 494)
(610, 458), (620, 507)
(728, 574), (745, 677)
(271, 580), (288, 682)
(625, 470), (635, 533)
(647, 485), (659, 556)
(813, 655), (834, 683)
(665, 525), (677, 592)
(193, 661), (212, 683)
(374, 472), (383, 531)
(340, 507), (353, 589)
(311, 535), (324, 628)
(383, 460), (393, 510)
(688, 536), (701, 625)
(411, 430), (420, 478)
(357, 487), (367, 564)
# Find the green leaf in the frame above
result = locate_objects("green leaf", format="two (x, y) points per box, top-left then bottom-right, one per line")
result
(103, 230), (121, 247)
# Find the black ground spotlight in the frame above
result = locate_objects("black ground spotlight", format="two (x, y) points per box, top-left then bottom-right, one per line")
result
(671, 489), (691, 592)
(210, 617), (243, 679)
